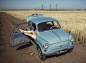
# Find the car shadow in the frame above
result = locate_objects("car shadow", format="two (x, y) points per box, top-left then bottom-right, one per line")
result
(16, 43), (32, 50)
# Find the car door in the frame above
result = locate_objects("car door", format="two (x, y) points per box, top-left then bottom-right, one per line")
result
(9, 22), (31, 47)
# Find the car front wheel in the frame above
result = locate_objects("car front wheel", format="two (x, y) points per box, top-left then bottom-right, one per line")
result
(38, 47), (46, 61)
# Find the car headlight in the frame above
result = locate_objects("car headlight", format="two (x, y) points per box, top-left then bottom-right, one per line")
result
(43, 43), (48, 48)
(70, 37), (74, 42)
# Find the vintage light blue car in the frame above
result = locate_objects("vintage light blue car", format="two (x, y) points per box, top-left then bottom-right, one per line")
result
(9, 14), (74, 60)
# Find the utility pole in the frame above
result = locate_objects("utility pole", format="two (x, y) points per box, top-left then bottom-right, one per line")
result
(50, 3), (51, 10)
(42, 4), (43, 10)
(56, 3), (57, 10)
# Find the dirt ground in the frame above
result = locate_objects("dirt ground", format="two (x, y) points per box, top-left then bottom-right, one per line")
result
(0, 12), (86, 63)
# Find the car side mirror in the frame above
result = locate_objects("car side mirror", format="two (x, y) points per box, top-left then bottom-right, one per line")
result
(69, 31), (71, 34)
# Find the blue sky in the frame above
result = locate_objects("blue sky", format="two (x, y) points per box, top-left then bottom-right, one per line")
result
(0, 0), (86, 10)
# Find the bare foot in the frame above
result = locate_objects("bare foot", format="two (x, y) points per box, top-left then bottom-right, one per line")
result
(19, 29), (24, 33)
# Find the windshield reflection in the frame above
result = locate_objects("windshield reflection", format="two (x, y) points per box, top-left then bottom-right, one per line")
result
(38, 21), (61, 32)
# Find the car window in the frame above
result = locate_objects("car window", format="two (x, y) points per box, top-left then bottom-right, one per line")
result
(38, 21), (61, 32)
(32, 23), (36, 31)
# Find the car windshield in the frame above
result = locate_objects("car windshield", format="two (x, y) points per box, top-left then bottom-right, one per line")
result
(38, 21), (61, 32)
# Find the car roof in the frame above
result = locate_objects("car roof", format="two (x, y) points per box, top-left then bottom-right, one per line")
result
(30, 17), (57, 24)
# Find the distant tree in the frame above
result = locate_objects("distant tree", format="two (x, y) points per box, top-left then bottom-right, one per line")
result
(77, 9), (81, 10)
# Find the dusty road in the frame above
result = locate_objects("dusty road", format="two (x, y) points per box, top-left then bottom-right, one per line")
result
(0, 12), (86, 63)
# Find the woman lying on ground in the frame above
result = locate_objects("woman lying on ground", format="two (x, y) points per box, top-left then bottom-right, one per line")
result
(19, 29), (37, 40)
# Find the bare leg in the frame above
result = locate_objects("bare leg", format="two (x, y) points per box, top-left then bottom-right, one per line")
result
(30, 30), (37, 36)
(19, 29), (36, 36)
(19, 29), (37, 40)
(24, 33), (36, 40)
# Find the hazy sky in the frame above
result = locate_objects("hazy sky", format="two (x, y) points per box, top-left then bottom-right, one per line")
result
(0, 0), (86, 10)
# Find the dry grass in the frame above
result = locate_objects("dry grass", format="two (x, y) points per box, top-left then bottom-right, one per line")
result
(3, 10), (86, 46)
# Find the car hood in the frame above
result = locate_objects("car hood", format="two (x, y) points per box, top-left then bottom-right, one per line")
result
(38, 30), (69, 44)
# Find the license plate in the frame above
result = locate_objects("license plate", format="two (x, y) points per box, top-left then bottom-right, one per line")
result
(56, 50), (67, 54)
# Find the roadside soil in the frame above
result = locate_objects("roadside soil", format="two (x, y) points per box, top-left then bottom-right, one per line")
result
(0, 12), (86, 63)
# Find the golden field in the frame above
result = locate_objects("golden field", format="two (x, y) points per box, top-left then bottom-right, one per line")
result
(2, 10), (86, 46)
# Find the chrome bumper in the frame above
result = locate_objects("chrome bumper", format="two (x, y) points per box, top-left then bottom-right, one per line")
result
(43, 46), (74, 56)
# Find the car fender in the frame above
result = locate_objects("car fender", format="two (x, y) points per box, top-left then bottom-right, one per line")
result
(36, 36), (48, 53)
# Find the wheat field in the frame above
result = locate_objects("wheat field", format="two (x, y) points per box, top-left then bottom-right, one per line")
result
(3, 10), (86, 46)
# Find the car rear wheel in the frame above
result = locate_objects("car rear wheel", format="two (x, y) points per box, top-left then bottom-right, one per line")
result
(38, 47), (46, 61)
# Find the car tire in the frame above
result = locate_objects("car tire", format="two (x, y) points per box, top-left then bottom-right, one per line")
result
(70, 48), (73, 52)
(38, 47), (46, 61)
(69, 48), (73, 53)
